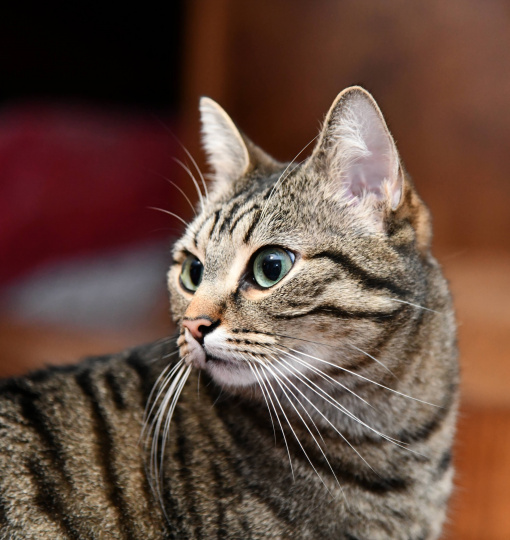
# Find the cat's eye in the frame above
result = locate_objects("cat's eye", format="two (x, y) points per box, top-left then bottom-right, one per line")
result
(252, 247), (295, 288)
(180, 255), (204, 292)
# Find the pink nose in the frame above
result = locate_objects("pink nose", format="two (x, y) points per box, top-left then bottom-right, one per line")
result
(182, 318), (215, 341)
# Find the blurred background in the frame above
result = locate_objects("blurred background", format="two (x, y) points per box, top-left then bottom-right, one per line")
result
(1, 2), (509, 538)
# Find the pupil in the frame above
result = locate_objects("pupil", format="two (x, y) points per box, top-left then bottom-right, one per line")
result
(189, 260), (203, 285)
(262, 254), (282, 282)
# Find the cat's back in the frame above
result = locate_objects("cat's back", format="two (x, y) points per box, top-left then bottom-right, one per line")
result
(0, 342), (169, 539)
(0, 343), (348, 540)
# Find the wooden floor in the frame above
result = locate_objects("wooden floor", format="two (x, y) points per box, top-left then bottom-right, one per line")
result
(0, 249), (508, 539)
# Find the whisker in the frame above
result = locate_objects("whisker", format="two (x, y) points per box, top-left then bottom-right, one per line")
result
(263, 359), (326, 449)
(284, 346), (441, 408)
(260, 356), (326, 446)
(141, 359), (184, 442)
(246, 330), (411, 383)
(271, 350), (411, 451)
(145, 362), (191, 515)
(267, 355), (378, 478)
(259, 135), (318, 221)
(347, 344), (395, 377)
(178, 144), (209, 203)
(148, 169), (198, 217)
(251, 361), (295, 480)
(147, 206), (189, 228)
(253, 329), (393, 378)
(159, 365), (192, 481)
(268, 345), (373, 409)
(148, 343), (179, 364)
(143, 361), (184, 424)
(212, 387), (225, 407)
(248, 362), (277, 444)
(173, 158), (205, 212)
(257, 361), (338, 496)
(151, 114), (209, 202)
(388, 298), (440, 314)
(147, 362), (188, 459)
(160, 348), (180, 359)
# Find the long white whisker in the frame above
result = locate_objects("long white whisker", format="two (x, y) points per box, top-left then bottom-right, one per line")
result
(251, 361), (295, 480)
(176, 142), (209, 202)
(272, 350), (409, 445)
(267, 355), (378, 477)
(148, 345), (179, 364)
(149, 363), (187, 466)
(273, 349), (431, 458)
(285, 346), (441, 408)
(264, 330), (394, 378)
(389, 298), (440, 314)
(259, 135), (318, 221)
(151, 115), (209, 202)
(248, 362), (277, 443)
(149, 364), (191, 499)
(164, 179), (198, 217)
(347, 344), (395, 377)
(263, 357), (326, 446)
(141, 360), (185, 441)
(159, 365), (192, 481)
(256, 360), (337, 496)
(173, 158), (205, 212)
(160, 347), (179, 358)
(144, 362), (186, 518)
(147, 169), (198, 217)
(266, 345), (373, 409)
(264, 329), (394, 376)
(147, 206), (189, 228)
(148, 363), (191, 525)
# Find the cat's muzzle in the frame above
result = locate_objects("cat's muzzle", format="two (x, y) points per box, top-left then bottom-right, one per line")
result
(182, 328), (207, 370)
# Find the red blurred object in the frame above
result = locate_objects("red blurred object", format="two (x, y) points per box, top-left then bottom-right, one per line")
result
(0, 101), (185, 285)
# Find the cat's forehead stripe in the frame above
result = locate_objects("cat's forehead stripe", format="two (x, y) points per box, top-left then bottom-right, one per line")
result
(191, 192), (263, 250)
(228, 204), (260, 236)
(214, 198), (245, 237)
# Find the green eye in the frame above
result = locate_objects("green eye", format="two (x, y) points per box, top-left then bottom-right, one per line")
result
(180, 255), (204, 292)
(252, 247), (295, 288)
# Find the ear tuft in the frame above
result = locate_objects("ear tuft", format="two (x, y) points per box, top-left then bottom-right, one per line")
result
(314, 87), (403, 212)
(199, 97), (250, 185)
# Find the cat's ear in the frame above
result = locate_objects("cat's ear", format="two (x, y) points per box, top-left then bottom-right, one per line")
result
(200, 97), (251, 184)
(311, 86), (403, 213)
(199, 97), (280, 195)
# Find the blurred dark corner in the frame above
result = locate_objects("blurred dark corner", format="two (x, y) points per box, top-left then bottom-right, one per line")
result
(0, 1), (509, 538)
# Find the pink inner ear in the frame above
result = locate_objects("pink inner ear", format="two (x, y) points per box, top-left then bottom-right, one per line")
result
(346, 157), (392, 199)
(335, 96), (401, 208)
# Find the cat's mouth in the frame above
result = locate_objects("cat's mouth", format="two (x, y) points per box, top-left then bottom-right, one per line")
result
(180, 329), (257, 387)
(182, 329), (237, 369)
(204, 352), (233, 365)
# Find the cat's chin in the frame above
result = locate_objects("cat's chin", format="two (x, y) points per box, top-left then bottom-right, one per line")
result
(203, 354), (258, 388)
(180, 329), (256, 388)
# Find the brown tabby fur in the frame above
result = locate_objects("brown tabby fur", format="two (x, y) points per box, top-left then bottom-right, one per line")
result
(0, 87), (458, 539)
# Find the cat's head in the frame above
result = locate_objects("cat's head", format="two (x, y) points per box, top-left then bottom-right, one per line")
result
(168, 87), (432, 390)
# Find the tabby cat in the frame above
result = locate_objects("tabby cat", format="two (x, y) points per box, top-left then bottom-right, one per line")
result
(0, 87), (458, 539)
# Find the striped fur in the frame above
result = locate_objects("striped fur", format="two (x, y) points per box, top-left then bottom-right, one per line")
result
(0, 87), (458, 539)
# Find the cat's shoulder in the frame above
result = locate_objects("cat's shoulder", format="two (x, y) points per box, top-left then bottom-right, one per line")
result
(0, 339), (174, 402)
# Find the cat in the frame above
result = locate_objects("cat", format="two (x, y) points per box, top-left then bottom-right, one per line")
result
(0, 86), (458, 539)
